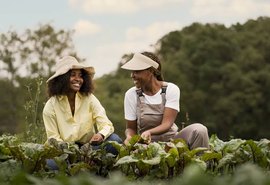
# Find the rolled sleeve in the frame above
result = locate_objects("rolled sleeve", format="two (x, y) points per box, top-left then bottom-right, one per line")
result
(43, 101), (63, 143)
(90, 95), (114, 140)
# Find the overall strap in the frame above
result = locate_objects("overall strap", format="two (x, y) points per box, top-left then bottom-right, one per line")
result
(136, 88), (145, 131)
(160, 82), (168, 103)
(136, 88), (143, 97)
(136, 82), (168, 103)
(136, 88), (145, 104)
(161, 82), (168, 93)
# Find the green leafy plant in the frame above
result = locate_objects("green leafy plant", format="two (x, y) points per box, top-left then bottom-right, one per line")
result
(23, 77), (46, 144)
(1, 134), (270, 183)
(113, 135), (210, 179)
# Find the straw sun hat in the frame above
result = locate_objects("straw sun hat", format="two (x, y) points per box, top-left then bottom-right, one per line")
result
(46, 56), (95, 83)
(121, 53), (159, 71)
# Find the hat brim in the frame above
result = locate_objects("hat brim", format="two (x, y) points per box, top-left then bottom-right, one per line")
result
(121, 53), (159, 70)
(46, 65), (95, 83)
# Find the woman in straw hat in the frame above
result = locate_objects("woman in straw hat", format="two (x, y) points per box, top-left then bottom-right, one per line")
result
(121, 52), (209, 149)
(43, 56), (122, 154)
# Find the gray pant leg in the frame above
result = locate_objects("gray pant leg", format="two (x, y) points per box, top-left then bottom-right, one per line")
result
(174, 123), (209, 149)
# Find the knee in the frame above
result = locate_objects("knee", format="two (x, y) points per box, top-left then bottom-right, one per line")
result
(190, 123), (209, 149)
(192, 123), (208, 136)
(46, 159), (59, 171)
(105, 133), (123, 144)
(104, 133), (122, 155)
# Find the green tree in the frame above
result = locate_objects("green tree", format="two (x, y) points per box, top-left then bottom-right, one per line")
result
(156, 17), (270, 140)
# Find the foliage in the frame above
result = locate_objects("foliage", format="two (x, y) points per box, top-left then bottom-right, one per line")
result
(155, 17), (270, 140)
(1, 163), (270, 185)
(23, 77), (46, 143)
(1, 16), (270, 148)
(0, 79), (23, 134)
(112, 136), (209, 179)
(46, 138), (117, 177)
(1, 134), (270, 185)
(1, 15), (270, 185)
(0, 23), (79, 82)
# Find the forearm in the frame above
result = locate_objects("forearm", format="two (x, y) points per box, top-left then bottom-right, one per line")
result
(124, 127), (137, 145)
(95, 115), (114, 139)
(125, 120), (137, 139)
(148, 107), (178, 135)
(125, 128), (136, 138)
(148, 123), (172, 135)
(98, 124), (114, 139)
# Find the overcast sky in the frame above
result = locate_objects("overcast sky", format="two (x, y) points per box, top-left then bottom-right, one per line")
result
(1, 0), (270, 77)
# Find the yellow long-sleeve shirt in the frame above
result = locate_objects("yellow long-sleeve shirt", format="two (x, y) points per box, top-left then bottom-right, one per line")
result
(43, 92), (114, 144)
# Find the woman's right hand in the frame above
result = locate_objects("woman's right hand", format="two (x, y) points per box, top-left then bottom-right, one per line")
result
(124, 135), (132, 145)
(90, 133), (104, 145)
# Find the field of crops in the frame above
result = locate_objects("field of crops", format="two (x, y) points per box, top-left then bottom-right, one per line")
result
(0, 134), (270, 185)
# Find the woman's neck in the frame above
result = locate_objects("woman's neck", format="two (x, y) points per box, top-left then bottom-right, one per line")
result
(67, 92), (76, 115)
(142, 79), (163, 96)
(67, 91), (76, 100)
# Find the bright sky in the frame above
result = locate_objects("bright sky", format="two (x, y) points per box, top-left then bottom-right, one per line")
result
(1, 0), (270, 77)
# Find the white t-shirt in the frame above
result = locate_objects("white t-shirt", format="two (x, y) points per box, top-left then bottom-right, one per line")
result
(124, 82), (180, 121)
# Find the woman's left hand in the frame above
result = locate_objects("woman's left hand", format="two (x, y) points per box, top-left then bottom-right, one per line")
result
(90, 133), (104, 145)
(141, 131), (151, 144)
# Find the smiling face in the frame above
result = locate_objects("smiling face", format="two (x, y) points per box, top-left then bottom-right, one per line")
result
(130, 69), (152, 88)
(69, 69), (84, 93)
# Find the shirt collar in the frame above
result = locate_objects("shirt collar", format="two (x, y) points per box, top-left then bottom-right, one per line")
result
(57, 92), (83, 100)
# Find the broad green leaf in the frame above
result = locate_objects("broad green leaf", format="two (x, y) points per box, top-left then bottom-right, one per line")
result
(142, 156), (161, 165)
(166, 148), (179, 167)
(147, 142), (166, 158)
(190, 158), (207, 171)
(222, 139), (246, 154)
(188, 147), (208, 157)
(209, 134), (226, 152)
(200, 151), (222, 162)
(217, 153), (235, 169)
(115, 156), (138, 166)
(136, 160), (151, 176)
(244, 140), (268, 168)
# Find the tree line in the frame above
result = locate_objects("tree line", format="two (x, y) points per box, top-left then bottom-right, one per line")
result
(0, 16), (269, 142)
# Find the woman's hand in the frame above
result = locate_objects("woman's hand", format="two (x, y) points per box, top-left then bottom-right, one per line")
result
(141, 130), (151, 144)
(124, 121), (137, 145)
(124, 135), (132, 145)
(90, 133), (104, 145)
